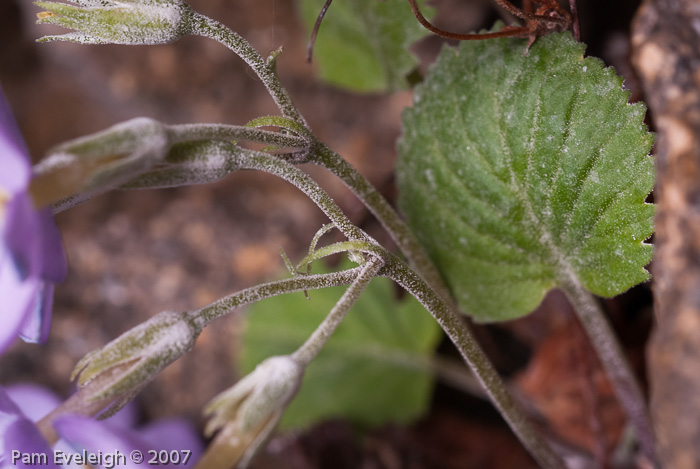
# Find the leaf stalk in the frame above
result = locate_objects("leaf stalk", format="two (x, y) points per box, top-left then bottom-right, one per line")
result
(560, 279), (656, 463)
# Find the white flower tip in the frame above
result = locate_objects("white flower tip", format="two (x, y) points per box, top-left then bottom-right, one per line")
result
(205, 355), (303, 435)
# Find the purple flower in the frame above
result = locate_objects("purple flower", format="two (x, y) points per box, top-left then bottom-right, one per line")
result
(0, 86), (67, 353)
(0, 386), (57, 468)
(1, 385), (204, 468)
(55, 416), (204, 469)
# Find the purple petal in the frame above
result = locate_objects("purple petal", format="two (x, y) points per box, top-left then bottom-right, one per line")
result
(18, 282), (54, 344)
(5, 384), (61, 422)
(0, 88), (66, 283)
(35, 207), (68, 282)
(0, 250), (39, 353)
(0, 387), (56, 468)
(2, 197), (66, 345)
(102, 402), (139, 431)
(0, 386), (23, 415)
(0, 87), (30, 193)
(0, 85), (67, 350)
(2, 419), (57, 468)
(54, 415), (148, 469)
(138, 419), (204, 467)
(4, 192), (43, 280)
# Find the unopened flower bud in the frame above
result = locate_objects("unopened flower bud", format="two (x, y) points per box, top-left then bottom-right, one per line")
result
(200, 356), (304, 468)
(35, 0), (195, 45)
(32, 117), (170, 212)
(71, 310), (201, 417)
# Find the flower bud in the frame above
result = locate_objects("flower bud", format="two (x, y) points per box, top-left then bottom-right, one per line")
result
(71, 310), (201, 417)
(200, 356), (304, 468)
(35, 0), (195, 45)
(32, 117), (170, 212)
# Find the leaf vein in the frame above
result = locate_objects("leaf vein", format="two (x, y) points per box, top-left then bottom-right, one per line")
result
(542, 85), (581, 219)
(560, 116), (641, 238)
(409, 174), (535, 262)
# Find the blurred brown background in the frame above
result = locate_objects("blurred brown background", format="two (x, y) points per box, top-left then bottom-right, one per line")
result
(0, 1), (652, 467)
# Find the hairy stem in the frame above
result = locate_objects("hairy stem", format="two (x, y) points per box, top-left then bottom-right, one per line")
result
(310, 144), (455, 305)
(158, 11), (456, 313)
(233, 148), (370, 243)
(560, 279), (655, 463)
(38, 268), (365, 444)
(292, 257), (384, 366)
(382, 252), (566, 468)
(167, 124), (309, 149)
(189, 267), (364, 328)
(158, 17), (450, 309)
(190, 13), (306, 126)
(221, 146), (564, 466)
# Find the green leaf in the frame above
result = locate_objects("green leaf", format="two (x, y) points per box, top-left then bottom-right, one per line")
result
(238, 260), (442, 429)
(397, 30), (654, 322)
(299, 0), (434, 92)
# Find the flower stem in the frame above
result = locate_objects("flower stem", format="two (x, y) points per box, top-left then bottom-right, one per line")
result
(292, 257), (384, 366)
(232, 148), (370, 244)
(560, 279), (656, 463)
(184, 11), (453, 310)
(382, 253), (566, 469)
(190, 267), (364, 328)
(37, 267), (365, 445)
(190, 13), (306, 126)
(167, 124), (309, 149)
(310, 144), (454, 304)
(212, 145), (565, 467)
(291, 238), (565, 467)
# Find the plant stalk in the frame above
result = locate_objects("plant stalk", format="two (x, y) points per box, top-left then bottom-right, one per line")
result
(228, 146), (564, 467)
(382, 253), (566, 469)
(187, 10), (453, 312)
(190, 266), (365, 328)
(233, 148), (370, 244)
(310, 144), (455, 304)
(167, 124), (308, 149)
(560, 278), (655, 463)
(292, 257), (384, 366)
(37, 267), (365, 445)
(190, 14), (306, 126)
(169, 18), (564, 464)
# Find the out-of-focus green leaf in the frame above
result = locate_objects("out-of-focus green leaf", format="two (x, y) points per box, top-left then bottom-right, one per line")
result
(397, 29), (654, 322)
(238, 259), (442, 429)
(299, 0), (434, 92)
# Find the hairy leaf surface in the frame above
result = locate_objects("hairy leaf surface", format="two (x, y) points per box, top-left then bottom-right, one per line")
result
(299, 0), (433, 92)
(397, 31), (654, 322)
(239, 260), (441, 429)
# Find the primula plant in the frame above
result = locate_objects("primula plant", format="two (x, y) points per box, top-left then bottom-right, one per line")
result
(1, 0), (674, 467)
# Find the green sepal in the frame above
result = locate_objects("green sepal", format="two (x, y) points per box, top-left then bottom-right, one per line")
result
(36, 0), (194, 45)
(72, 310), (201, 414)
